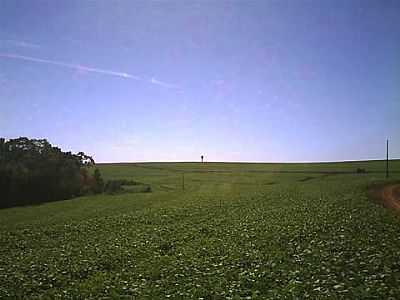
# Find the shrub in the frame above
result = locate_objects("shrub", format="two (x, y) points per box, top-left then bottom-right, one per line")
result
(104, 180), (151, 194)
(93, 168), (104, 193)
(104, 180), (124, 194)
(142, 185), (152, 193)
(356, 168), (366, 174)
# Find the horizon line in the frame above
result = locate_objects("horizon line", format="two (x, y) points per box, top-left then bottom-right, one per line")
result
(97, 158), (400, 164)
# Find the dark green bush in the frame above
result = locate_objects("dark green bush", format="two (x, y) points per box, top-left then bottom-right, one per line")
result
(104, 180), (151, 194)
(104, 180), (124, 194)
(142, 185), (152, 193)
(0, 137), (99, 208)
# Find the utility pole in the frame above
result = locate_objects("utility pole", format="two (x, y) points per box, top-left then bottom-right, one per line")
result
(386, 139), (389, 179)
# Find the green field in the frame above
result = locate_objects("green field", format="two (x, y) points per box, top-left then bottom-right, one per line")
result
(1, 160), (400, 299)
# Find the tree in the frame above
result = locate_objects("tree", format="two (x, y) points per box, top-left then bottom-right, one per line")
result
(0, 137), (99, 208)
(75, 152), (95, 166)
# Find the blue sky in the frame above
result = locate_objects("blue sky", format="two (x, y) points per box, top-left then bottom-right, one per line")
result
(0, 0), (399, 162)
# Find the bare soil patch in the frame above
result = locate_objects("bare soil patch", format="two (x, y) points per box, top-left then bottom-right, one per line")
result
(369, 182), (400, 212)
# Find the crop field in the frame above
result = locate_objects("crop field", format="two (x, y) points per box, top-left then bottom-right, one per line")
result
(1, 160), (400, 299)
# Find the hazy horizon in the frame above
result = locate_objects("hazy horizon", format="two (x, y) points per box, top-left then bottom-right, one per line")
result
(96, 158), (399, 164)
(1, 0), (399, 163)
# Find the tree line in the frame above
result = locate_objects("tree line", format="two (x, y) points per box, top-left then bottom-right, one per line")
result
(0, 137), (104, 208)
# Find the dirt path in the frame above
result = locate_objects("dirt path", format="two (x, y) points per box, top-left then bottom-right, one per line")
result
(380, 184), (400, 211)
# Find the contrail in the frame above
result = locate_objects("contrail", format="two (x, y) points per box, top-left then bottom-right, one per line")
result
(0, 53), (139, 79)
(0, 39), (41, 49)
(0, 53), (182, 90)
(150, 77), (180, 89)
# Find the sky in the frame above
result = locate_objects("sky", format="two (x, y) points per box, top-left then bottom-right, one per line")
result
(0, 0), (399, 163)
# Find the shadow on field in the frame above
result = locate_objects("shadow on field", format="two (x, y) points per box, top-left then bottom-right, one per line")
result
(298, 176), (315, 182)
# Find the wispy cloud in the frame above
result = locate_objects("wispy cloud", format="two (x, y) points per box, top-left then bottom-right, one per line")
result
(0, 53), (140, 80)
(0, 39), (41, 49)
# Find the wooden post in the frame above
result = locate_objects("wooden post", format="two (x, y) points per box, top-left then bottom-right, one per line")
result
(386, 139), (389, 179)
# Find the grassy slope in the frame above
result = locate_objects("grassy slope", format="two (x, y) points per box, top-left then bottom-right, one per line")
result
(1, 161), (400, 299)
